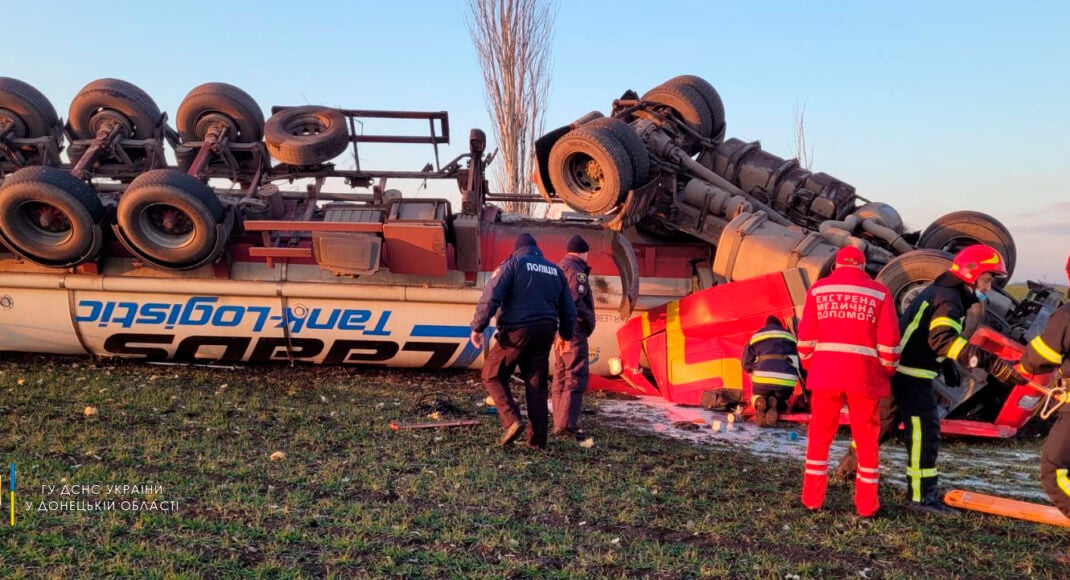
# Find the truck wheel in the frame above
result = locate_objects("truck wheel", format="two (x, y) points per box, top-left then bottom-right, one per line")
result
(118, 169), (225, 267)
(586, 117), (650, 187)
(0, 166), (104, 267)
(177, 82), (265, 144)
(68, 78), (162, 140)
(918, 211), (1016, 285)
(642, 82), (713, 143)
(0, 77), (59, 138)
(664, 75), (725, 143)
(264, 105), (349, 165)
(876, 249), (954, 315)
(548, 126), (634, 215)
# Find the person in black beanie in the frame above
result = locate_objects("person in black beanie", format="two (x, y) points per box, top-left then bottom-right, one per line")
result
(471, 232), (577, 450)
(552, 234), (596, 443)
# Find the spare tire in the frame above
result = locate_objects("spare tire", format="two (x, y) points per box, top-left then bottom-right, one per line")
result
(117, 169), (225, 268)
(917, 211), (1016, 285)
(548, 126), (633, 216)
(664, 75), (725, 143)
(177, 82), (265, 144)
(641, 82), (713, 143)
(876, 249), (954, 315)
(0, 77), (59, 138)
(264, 105), (349, 165)
(68, 78), (162, 140)
(585, 117), (650, 187)
(0, 166), (104, 267)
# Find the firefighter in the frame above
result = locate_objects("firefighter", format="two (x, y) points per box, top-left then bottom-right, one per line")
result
(892, 244), (1021, 516)
(742, 315), (801, 427)
(798, 246), (901, 518)
(1009, 252), (1070, 519)
(552, 235), (596, 442)
(471, 233), (577, 450)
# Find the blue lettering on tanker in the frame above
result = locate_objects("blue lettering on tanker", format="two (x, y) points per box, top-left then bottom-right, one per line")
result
(75, 297), (393, 336)
(411, 324), (489, 368)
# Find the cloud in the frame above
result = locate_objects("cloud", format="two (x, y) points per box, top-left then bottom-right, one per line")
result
(1012, 201), (1070, 221)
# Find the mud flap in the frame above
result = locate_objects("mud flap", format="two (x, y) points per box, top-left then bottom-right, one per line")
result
(611, 232), (639, 319)
(532, 124), (570, 203)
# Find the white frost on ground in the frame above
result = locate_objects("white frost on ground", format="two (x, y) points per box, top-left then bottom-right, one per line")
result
(595, 396), (1051, 502)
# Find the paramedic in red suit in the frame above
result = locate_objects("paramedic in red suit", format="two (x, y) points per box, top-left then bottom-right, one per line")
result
(1011, 253), (1070, 518)
(797, 246), (901, 518)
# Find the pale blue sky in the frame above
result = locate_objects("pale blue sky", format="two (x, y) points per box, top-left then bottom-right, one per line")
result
(7, 0), (1068, 281)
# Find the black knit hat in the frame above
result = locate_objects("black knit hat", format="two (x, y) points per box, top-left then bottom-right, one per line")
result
(566, 235), (589, 253)
(514, 233), (537, 250)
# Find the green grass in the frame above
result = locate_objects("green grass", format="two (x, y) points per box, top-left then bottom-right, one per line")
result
(0, 353), (1067, 577)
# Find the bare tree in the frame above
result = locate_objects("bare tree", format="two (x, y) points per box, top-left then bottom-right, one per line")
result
(794, 99), (814, 170)
(466, 0), (556, 215)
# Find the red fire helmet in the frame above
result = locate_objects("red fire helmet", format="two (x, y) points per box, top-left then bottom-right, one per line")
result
(949, 244), (1007, 285)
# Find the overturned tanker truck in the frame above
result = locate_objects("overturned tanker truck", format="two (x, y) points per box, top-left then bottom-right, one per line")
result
(0, 75), (1061, 437)
(530, 75), (1064, 437)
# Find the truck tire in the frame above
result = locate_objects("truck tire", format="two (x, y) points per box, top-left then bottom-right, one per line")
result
(641, 82), (713, 143)
(0, 166), (104, 267)
(548, 126), (634, 215)
(0, 77), (59, 138)
(177, 82), (265, 144)
(117, 169), (225, 267)
(876, 249), (954, 315)
(264, 105), (349, 165)
(664, 75), (725, 143)
(67, 79), (162, 140)
(917, 211), (1016, 285)
(586, 117), (650, 187)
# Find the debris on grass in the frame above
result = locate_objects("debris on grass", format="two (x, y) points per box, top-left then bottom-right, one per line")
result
(83, 406), (98, 417)
(270, 451), (287, 461)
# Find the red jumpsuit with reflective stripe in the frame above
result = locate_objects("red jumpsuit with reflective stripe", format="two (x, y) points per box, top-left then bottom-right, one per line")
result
(797, 265), (900, 517)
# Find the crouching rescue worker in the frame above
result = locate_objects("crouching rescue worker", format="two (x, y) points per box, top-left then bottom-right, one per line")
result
(471, 233), (577, 450)
(798, 246), (900, 518)
(1007, 252), (1070, 520)
(742, 315), (801, 427)
(552, 235), (596, 442)
(892, 244), (1022, 515)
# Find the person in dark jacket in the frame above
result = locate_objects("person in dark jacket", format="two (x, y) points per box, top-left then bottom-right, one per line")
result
(892, 244), (1021, 515)
(742, 315), (801, 427)
(1009, 253), (1070, 519)
(552, 235), (596, 442)
(471, 233), (577, 450)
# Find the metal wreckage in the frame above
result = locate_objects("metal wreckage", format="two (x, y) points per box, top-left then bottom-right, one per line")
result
(0, 75), (1062, 437)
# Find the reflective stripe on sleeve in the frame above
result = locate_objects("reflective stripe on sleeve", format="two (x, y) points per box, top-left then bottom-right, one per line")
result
(930, 316), (963, 333)
(947, 336), (968, 361)
(897, 365), (939, 380)
(877, 344), (901, 355)
(1030, 336), (1064, 365)
(1057, 469), (1070, 498)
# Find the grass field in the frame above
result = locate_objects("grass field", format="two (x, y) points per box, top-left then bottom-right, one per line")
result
(0, 353), (1067, 577)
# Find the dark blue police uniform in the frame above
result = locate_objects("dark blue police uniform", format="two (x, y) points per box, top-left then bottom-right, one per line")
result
(471, 233), (576, 449)
(552, 245), (596, 437)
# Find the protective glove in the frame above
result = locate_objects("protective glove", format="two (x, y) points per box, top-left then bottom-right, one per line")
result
(988, 358), (1029, 386)
(940, 359), (962, 388)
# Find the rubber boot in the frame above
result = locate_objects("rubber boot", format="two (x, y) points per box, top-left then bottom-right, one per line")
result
(905, 489), (960, 517)
(752, 395), (768, 427)
(834, 445), (858, 481)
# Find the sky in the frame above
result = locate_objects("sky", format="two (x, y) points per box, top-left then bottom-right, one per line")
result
(6, 0), (1068, 282)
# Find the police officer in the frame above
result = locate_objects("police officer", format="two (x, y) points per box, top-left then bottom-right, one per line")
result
(552, 234), (596, 442)
(798, 246), (901, 518)
(893, 244), (1020, 515)
(742, 315), (801, 427)
(1008, 252), (1070, 519)
(471, 233), (577, 450)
